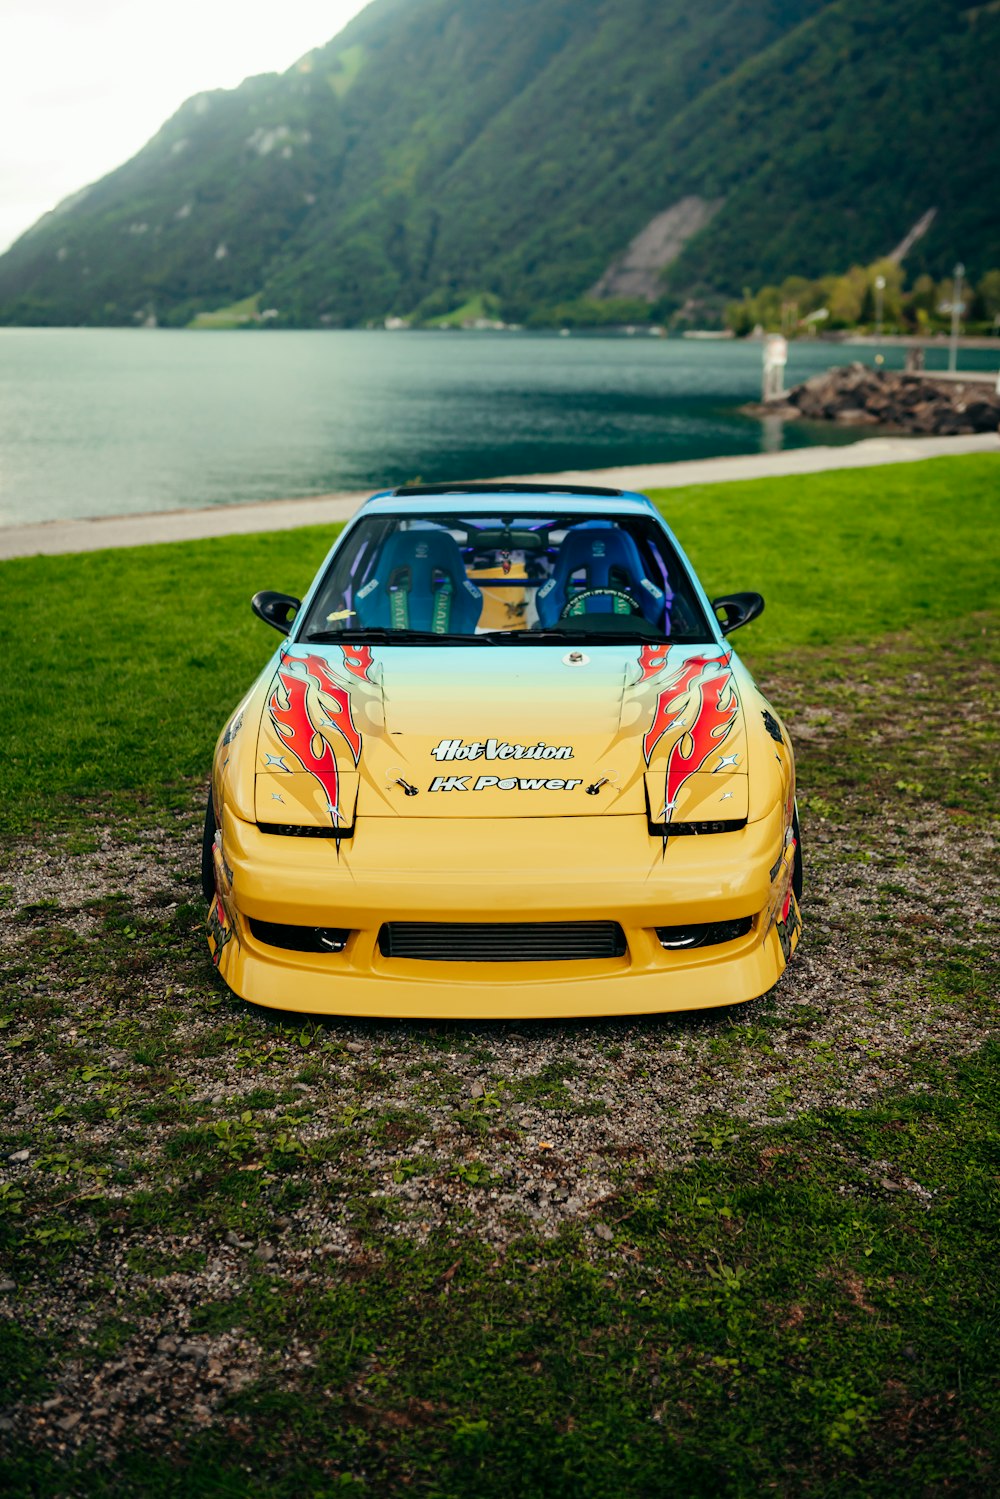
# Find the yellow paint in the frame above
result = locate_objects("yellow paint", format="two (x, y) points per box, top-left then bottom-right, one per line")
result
(209, 646), (800, 1016)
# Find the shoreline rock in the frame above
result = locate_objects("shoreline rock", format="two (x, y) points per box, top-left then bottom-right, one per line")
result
(743, 363), (1000, 434)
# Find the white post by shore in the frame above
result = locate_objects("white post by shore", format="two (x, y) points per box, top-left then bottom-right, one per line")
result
(948, 262), (965, 374)
(762, 334), (788, 402)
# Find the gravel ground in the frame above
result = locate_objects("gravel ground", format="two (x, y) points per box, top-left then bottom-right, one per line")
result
(0, 629), (995, 1465)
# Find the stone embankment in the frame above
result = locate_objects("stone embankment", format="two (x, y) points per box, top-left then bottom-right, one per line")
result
(748, 363), (1000, 434)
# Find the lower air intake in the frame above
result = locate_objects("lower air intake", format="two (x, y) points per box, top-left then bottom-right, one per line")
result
(656, 917), (753, 950)
(378, 921), (626, 963)
(249, 919), (350, 953)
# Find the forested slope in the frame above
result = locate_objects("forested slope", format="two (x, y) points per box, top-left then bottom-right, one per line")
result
(0, 0), (995, 326)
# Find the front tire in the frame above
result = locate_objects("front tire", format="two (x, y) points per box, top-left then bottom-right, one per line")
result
(201, 786), (217, 902)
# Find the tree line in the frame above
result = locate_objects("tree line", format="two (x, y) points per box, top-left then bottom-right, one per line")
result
(726, 260), (1000, 338)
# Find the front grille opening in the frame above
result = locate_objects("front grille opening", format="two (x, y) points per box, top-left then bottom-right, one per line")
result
(656, 917), (753, 950)
(249, 919), (350, 953)
(258, 823), (352, 838)
(648, 818), (747, 837)
(379, 921), (626, 963)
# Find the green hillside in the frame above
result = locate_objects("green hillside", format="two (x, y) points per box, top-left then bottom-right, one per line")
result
(0, 0), (996, 327)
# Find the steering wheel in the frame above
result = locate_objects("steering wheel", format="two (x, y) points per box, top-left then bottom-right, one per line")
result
(559, 587), (642, 619)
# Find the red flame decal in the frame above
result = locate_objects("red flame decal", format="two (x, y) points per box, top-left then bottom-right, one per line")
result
(283, 654), (361, 763)
(663, 669), (739, 810)
(781, 875), (794, 924)
(341, 644), (375, 682)
(268, 655), (363, 822)
(269, 673), (341, 817)
(642, 655), (722, 763)
(638, 643), (671, 680)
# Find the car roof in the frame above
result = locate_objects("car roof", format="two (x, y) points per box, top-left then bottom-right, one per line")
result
(358, 481), (657, 519)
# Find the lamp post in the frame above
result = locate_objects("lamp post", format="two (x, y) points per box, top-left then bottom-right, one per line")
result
(948, 262), (964, 373)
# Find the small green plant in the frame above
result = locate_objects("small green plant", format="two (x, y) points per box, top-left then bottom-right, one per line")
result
(210, 1112), (256, 1160)
(0, 1183), (25, 1217)
(450, 1160), (495, 1188)
(705, 1255), (747, 1294)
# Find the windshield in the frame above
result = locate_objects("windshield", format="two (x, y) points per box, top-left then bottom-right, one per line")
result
(298, 511), (714, 644)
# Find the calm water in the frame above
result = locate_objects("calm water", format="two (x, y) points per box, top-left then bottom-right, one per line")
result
(1, 328), (996, 527)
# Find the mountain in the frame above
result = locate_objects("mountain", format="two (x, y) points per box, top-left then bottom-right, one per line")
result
(0, 0), (996, 327)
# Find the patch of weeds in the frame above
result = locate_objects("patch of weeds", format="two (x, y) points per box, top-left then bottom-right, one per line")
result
(507, 1061), (581, 1110)
(241, 1088), (279, 1111)
(391, 1154), (438, 1184)
(209, 1113), (257, 1161)
(0, 1322), (54, 1407)
(692, 1117), (740, 1152)
(12, 898), (64, 924)
(162, 1127), (218, 1167)
(127, 1246), (208, 1278)
(450, 1159), (497, 1188)
(366, 1107), (430, 1148)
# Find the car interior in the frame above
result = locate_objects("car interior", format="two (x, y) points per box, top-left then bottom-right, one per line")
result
(300, 512), (713, 642)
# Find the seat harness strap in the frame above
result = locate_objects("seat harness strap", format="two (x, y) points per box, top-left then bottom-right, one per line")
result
(431, 574), (453, 634)
(388, 567), (411, 630)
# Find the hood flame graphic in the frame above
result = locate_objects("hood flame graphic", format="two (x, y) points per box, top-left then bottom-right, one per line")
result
(664, 669), (738, 811)
(341, 644), (375, 682)
(643, 655), (739, 820)
(268, 654), (362, 822)
(638, 643), (671, 680)
(284, 654), (362, 763)
(643, 655), (723, 763)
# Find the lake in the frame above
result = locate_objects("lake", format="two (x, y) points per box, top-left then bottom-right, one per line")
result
(0, 328), (996, 527)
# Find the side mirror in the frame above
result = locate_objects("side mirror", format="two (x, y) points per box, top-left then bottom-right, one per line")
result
(711, 592), (765, 635)
(251, 590), (301, 635)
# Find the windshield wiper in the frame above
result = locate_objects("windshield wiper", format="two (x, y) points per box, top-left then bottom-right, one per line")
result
(303, 627), (495, 644)
(479, 628), (668, 645)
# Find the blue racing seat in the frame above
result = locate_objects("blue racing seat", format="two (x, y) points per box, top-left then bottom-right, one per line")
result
(536, 521), (666, 626)
(354, 525), (482, 634)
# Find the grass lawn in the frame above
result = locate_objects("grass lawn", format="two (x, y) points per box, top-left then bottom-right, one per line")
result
(0, 453), (995, 838)
(0, 454), (997, 1495)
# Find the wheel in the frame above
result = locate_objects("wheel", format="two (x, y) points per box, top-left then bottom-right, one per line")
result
(201, 785), (217, 902)
(792, 803), (803, 904)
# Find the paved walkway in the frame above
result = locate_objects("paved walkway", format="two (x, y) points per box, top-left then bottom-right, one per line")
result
(0, 431), (994, 561)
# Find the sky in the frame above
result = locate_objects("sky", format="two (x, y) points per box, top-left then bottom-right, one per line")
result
(0, 0), (371, 254)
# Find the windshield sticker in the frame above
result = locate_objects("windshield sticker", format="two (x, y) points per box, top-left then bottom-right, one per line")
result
(430, 775), (583, 793)
(432, 738), (573, 762)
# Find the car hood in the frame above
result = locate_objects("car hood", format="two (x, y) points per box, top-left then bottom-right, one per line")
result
(252, 642), (754, 826)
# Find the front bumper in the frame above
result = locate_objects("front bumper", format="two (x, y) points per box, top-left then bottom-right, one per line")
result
(210, 809), (800, 1018)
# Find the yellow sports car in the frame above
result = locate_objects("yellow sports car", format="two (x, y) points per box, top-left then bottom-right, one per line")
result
(203, 482), (801, 1017)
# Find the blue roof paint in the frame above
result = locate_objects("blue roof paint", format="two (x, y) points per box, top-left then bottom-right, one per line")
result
(358, 489), (658, 518)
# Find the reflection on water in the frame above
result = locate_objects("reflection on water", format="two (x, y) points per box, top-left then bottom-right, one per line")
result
(759, 413), (787, 455)
(0, 329), (996, 526)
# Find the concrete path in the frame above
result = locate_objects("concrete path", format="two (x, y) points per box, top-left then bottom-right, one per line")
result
(0, 431), (994, 562)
